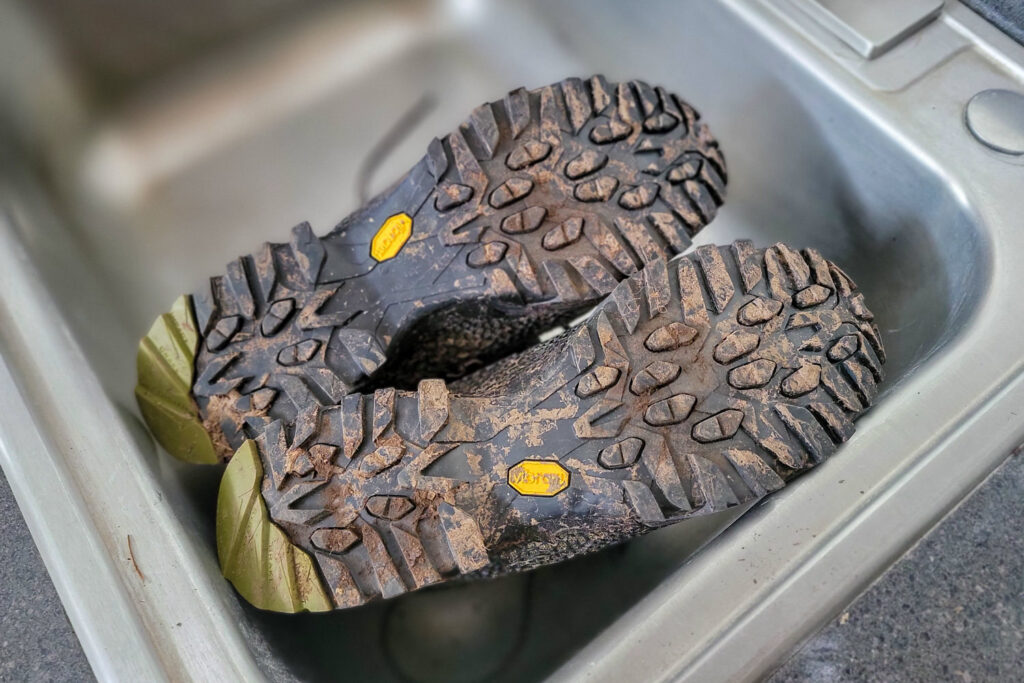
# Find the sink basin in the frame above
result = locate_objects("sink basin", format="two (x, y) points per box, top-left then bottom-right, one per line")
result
(0, 0), (1022, 680)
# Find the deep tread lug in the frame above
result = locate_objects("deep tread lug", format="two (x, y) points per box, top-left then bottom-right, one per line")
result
(213, 241), (885, 613)
(170, 76), (728, 463)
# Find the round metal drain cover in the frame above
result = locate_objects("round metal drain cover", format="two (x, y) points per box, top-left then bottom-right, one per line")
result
(383, 575), (529, 683)
(965, 89), (1024, 155)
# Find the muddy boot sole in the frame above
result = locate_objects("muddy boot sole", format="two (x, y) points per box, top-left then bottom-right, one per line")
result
(215, 241), (884, 612)
(135, 75), (727, 464)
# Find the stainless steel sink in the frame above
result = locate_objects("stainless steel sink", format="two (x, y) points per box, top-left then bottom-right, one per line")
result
(1, 0), (1022, 680)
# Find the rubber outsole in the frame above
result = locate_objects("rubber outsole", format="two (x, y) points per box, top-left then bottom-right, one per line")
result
(136, 75), (727, 464)
(216, 241), (885, 612)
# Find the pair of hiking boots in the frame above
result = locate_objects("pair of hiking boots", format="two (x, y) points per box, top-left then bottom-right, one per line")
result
(135, 76), (884, 613)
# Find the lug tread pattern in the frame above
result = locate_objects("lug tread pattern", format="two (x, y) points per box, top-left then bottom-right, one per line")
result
(578, 240), (883, 526)
(227, 241), (884, 612)
(182, 77), (726, 459)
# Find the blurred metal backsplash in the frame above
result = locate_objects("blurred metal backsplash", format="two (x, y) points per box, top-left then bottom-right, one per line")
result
(25, 0), (330, 96)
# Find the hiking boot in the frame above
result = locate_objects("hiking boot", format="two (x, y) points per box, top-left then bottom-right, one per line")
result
(215, 241), (885, 612)
(135, 76), (727, 465)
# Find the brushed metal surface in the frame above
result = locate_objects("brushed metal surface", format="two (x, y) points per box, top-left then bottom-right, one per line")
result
(789, 0), (943, 58)
(0, 0), (1022, 681)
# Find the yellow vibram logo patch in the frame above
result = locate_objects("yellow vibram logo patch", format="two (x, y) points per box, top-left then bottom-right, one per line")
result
(508, 460), (570, 497)
(371, 213), (412, 262)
